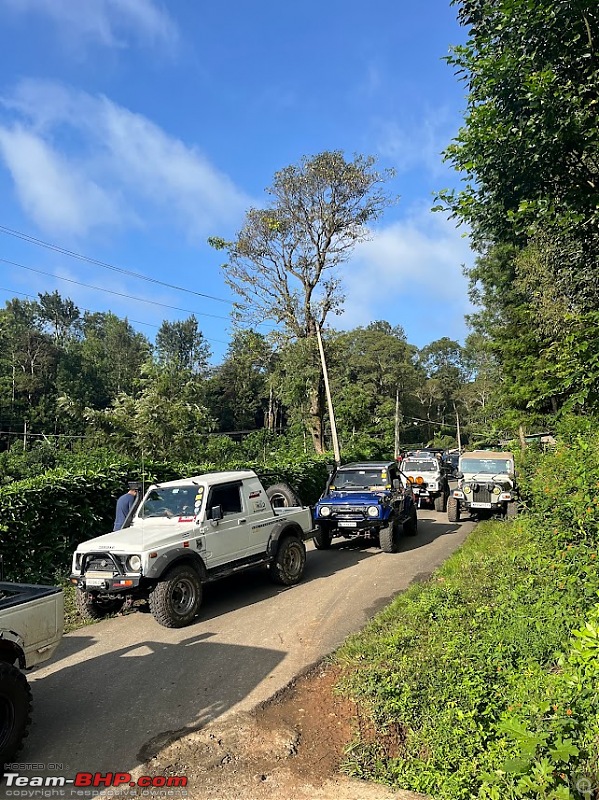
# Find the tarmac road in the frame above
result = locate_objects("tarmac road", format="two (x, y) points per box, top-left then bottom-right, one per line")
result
(22, 506), (474, 782)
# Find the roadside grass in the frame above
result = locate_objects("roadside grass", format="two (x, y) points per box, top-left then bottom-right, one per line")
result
(334, 436), (599, 799)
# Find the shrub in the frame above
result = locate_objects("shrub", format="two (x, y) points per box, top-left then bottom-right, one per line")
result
(335, 428), (599, 798)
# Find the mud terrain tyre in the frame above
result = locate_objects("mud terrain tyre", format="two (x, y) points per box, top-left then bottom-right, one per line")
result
(0, 662), (32, 766)
(271, 535), (306, 585)
(447, 497), (460, 523)
(75, 589), (125, 620)
(404, 506), (418, 536)
(380, 517), (401, 553)
(434, 493), (447, 513)
(505, 500), (519, 519)
(313, 526), (332, 550)
(149, 564), (202, 628)
(266, 483), (301, 508)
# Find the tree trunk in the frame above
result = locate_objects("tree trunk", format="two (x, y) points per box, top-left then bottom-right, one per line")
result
(307, 378), (326, 454)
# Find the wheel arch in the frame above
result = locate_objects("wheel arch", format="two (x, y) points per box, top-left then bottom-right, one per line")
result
(267, 520), (305, 557)
(146, 549), (207, 581)
(0, 632), (26, 669)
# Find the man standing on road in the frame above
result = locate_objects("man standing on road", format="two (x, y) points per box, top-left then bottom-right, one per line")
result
(113, 483), (140, 531)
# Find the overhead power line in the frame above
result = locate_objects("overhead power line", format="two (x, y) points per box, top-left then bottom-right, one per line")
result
(0, 223), (235, 306)
(0, 256), (235, 322)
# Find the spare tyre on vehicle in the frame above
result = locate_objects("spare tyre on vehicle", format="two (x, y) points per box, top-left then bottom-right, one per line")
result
(266, 482), (301, 508)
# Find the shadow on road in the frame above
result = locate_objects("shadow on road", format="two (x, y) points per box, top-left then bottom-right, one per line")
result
(24, 630), (286, 779)
(120, 538), (378, 627)
(399, 515), (464, 553)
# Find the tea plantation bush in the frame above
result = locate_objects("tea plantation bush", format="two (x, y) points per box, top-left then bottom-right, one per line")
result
(336, 429), (599, 799)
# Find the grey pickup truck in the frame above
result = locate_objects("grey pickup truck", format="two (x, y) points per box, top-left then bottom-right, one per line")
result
(0, 581), (64, 765)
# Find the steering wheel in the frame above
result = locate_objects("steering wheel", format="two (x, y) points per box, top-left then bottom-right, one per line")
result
(148, 506), (175, 518)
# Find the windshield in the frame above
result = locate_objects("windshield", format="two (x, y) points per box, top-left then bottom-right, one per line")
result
(138, 484), (201, 519)
(460, 458), (512, 475)
(403, 459), (438, 473)
(331, 468), (390, 490)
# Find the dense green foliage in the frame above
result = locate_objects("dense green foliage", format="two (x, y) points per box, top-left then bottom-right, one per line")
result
(439, 0), (599, 424)
(335, 427), (599, 798)
(1, 284), (500, 459)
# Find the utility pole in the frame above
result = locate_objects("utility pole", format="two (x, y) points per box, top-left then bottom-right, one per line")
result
(394, 387), (401, 460)
(453, 402), (462, 451)
(316, 323), (341, 466)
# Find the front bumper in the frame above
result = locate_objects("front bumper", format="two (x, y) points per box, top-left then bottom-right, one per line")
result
(317, 517), (384, 535)
(452, 489), (514, 510)
(71, 572), (142, 593)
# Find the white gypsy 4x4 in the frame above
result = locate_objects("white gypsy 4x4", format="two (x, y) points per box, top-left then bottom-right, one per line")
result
(71, 471), (314, 628)
(401, 455), (450, 512)
(447, 450), (519, 522)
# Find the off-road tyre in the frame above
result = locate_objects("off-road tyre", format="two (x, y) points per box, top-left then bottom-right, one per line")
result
(271, 535), (306, 585)
(266, 483), (301, 508)
(149, 564), (202, 628)
(313, 526), (332, 550)
(434, 493), (447, 513)
(447, 496), (460, 523)
(505, 500), (519, 519)
(75, 589), (125, 620)
(0, 662), (32, 767)
(404, 505), (418, 537)
(380, 517), (401, 553)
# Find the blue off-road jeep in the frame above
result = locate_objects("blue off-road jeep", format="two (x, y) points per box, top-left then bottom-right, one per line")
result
(313, 461), (418, 553)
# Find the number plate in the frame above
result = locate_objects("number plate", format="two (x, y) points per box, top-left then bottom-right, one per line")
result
(470, 502), (492, 509)
(338, 521), (357, 528)
(86, 578), (107, 587)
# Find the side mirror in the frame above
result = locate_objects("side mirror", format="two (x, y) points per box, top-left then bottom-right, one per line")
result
(392, 478), (400, 490)
(209, 505), (223, 522)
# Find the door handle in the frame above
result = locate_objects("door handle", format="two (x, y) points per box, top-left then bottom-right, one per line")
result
(238, 518), (247, 525)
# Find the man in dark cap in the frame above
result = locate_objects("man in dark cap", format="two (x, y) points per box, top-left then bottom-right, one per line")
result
(113, 482), (141, 531)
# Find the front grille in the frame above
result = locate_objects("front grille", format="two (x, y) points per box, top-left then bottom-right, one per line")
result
(84, 554), (124, 573)
(471, 486), (492, 504)
(333, 505), (367, 514)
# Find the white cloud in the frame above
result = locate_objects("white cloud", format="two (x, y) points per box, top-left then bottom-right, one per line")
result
(0, 80), (251, 239)
(0, 0), (178, 50)
(0, 125), (125, 236)
(336, 205), (475, 338)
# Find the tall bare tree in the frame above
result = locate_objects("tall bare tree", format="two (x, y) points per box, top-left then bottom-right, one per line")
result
(210, 150), (395, 452)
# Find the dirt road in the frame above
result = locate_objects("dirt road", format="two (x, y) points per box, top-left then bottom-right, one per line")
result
(22, 507), (473, 798)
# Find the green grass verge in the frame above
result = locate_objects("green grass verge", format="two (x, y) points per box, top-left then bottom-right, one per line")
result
(334, 514), (599, 799)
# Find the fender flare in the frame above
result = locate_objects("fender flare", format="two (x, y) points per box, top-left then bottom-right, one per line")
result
(266, 520), (305, 557)
(145, 548), (207, 581)
(0, 630), (26, 669)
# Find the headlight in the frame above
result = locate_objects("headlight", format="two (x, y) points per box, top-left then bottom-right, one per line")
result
(319, 506), (331, 517)
(127, 555), (142, 572)
(367, 505), (379, 518)
(464, 485), (472, 494)
(493, 486), (501, 495)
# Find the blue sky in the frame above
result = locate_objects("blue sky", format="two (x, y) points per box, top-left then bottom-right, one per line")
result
(0, 0), (473, 361)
